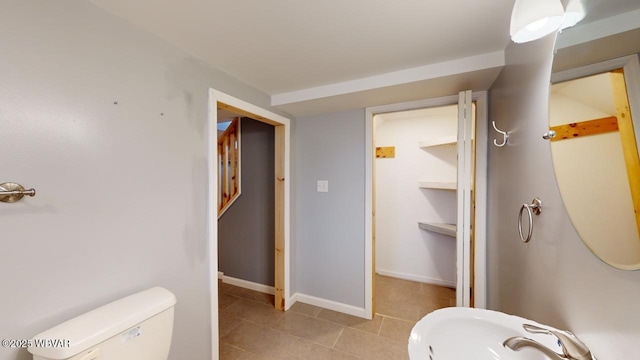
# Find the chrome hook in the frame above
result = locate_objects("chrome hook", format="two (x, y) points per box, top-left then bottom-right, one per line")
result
(492, 121), (509, 147)
(0, 182), (36, 203)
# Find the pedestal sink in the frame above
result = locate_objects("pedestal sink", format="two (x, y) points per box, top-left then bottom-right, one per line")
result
(408, 307), (568, 360)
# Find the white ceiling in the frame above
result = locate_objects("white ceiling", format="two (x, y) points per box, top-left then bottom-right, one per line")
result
(87, 0), (640, 116)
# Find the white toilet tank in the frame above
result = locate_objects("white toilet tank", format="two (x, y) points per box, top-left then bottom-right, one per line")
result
(28, 287), (176, 360)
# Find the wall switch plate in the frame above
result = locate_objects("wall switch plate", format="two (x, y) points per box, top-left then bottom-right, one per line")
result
(317, 180), (329, 193)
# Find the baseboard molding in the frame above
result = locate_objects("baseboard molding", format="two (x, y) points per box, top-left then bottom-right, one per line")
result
(376, 268), (456, 289)
(293, 292), (367, 319)
(219, 273), (275, 295)
(285, 293), (298, 311)
(218, 275), (365, 318)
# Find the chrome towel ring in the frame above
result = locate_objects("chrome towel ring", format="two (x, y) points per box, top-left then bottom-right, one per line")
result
(518, 198), (542, 243)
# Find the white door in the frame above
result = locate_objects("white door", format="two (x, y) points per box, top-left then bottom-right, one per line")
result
(456, 90), (473, 307)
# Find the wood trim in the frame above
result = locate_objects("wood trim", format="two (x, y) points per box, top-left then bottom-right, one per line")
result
(274, 125), (285, 311)
(550, 116), (619, 141)
(217, 118), (240, 217)
(218, 102), (283, 127)
(375, 146), (395, 158)
(230, 129), (237, 196)
(611, 69), (640, 238)
(217, 147), (222, 211)
(223, 135), (229, 201)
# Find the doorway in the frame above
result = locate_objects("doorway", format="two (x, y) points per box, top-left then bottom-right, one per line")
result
(374, 104), (458, 289)
(217, 115), (276, 294)
(208, 89), (291, 359)
(364, 92), (488, 319)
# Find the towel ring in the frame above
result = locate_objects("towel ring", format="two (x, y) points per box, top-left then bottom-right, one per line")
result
(518, 198), (542, 243)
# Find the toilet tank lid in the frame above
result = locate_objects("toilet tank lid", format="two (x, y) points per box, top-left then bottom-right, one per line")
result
(28, 287), (176, 359)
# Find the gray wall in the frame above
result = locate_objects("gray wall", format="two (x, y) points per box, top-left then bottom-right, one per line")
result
(295, 109), (365, 308)
(487, 35), (640, 358)
(219, 118), (275, 286)
(0, 1), (284, 359)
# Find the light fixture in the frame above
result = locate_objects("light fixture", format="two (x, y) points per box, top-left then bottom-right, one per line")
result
(561, 0), (586, 30)
(510, 0), (565, 43)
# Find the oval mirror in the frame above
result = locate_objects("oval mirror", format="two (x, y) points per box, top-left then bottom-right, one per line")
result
(549, 0), (640, 270)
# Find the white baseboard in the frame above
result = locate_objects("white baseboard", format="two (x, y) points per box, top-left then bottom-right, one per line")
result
(219, 273), (275, 295)
(293, 293), (367, 319)
(287, 293), (298, 308)
(218, 274), (363, 318)
(376, 268), (456, 289)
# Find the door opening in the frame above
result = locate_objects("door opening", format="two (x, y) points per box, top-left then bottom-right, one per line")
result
(208, 89), (291, 360)
(365, 92), (487, 319)
(217, 115), (276, 298)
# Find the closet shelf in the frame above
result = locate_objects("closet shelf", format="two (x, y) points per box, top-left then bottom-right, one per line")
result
(418, 181), (457, 190)
(418, 222), (456, 237)
(418, 135), (457, 148)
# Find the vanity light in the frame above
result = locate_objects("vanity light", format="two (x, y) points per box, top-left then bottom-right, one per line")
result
(510, 0), (565, 43)
(561, 0), (586, 30)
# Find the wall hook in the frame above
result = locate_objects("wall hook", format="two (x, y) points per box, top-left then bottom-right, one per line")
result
(542, 129), (556, 140)
(492, 121), (509, 147)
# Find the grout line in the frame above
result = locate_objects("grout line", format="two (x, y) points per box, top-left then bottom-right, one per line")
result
(291, 310), (320, 320)
(218, 317), (242, 340)
(219, 342), (249, 354)
(221, 279), (431, 359)
(312, 307), (322, 318)
(288, 303), (324, 319)
(375, 312), (419, 324)
(377, 316), (384, 336)
(330, 326), (345, 349)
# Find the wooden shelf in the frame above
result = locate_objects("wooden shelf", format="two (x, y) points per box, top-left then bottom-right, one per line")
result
(418, 222), (456, 237)
(418, 135), (457, 148)
(418, 181), (457, 190)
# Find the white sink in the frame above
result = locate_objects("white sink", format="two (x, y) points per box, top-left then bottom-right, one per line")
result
(408, 307), (564, 360)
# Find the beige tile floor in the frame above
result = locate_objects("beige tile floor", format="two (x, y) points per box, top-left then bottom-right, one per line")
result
(218, 275), (456, 360)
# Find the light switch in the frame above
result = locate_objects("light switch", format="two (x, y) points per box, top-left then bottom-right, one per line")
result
(317, 180), (329, 193)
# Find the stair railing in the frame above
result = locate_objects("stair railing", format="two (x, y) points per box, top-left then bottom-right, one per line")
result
(218, 117), (240, 217)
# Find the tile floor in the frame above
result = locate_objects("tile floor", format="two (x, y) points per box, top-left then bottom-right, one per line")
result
(218, 275), (456, 360)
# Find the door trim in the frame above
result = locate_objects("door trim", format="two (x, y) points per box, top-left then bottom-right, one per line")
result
(457, 90), (473, 307)
(208, 89), (291, 359)
(364, 92), (487, 318)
